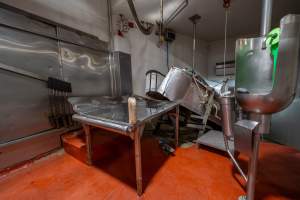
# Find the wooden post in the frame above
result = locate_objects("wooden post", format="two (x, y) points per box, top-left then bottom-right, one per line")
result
(128, 97), (143, 195)
(128, 97), (137, 124)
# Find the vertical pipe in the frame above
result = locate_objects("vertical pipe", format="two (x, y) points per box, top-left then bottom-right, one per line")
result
(260, 0), (273, 36)
(107, 0), (119, 97)
(107, 0), (114, 51)
(160, 0), (164, 44)
(192, 22), (196, 71)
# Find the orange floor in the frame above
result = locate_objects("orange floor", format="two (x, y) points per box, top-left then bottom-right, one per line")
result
(0, 135), (300, 200)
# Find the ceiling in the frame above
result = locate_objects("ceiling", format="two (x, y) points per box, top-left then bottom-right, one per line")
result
(112, 0), (300, 41)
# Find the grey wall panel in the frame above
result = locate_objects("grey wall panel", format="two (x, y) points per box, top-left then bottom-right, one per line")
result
(0, 7), (56, 38)
(0, 69), (52, 143)
(0, 26), (60, 79)
(0, 130), (62, 170)
(270, 65), (300, 150)
(60, 42), (111, 96)
(58, 27), (108, 51)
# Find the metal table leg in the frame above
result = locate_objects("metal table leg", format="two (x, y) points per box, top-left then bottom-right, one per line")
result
(83, 124), (93, 165)
(134, 125), (145, 196)
(175, 106), (179, 147)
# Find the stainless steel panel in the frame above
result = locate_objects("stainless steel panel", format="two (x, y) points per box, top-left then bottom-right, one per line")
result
(0, 26), (60, 79)
(270, 98), (300, 150)
(60, 42), (111, 96)
(58, 27), (108, 51)
(0, 7), (56, 38)
(234, 120), (259, 156)
(113, 52), (132, 96)
(0, 129), (62, 170)
(0, 69), (52, 143)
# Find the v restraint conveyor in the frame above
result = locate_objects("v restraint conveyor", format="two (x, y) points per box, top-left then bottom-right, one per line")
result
(68, 96), (179, 196)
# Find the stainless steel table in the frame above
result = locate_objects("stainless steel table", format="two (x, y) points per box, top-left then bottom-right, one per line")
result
(69, 96), (179, 196)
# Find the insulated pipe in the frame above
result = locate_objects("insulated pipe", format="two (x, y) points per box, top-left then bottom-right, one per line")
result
(260, 0), (273, 36)
(127, 0), (153, 35)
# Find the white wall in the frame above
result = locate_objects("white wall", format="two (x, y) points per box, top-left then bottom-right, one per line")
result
(207, 38), (237, 79)
(113, 24), (208, 96)
(0, 0), (109, 41)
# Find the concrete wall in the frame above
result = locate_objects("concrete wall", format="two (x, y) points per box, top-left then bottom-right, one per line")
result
(0, 0), (109, 41)
(113, 23), (208, 96)
(207, 38), (237, 80)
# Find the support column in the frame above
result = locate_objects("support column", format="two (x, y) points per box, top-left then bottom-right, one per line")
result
(246, 133), (261, 200)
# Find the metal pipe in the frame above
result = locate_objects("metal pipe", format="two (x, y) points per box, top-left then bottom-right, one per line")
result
(106, 0), (119, 97)
(260, 0), (273, 36)
(224, 136), (248, 182)
(159, 0), (164, 44)
(192, 23), (196, 71)
(107, 0), (114, 51)
(127, 0), (153, 35)
(189, 15), (201, 71)
(165, 0), (189, 26)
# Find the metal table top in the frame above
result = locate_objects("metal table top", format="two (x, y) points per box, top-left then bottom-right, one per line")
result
(69, 96), (178, 132)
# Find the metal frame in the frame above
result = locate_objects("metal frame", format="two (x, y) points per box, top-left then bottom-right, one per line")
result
(75, 103), (179, 196)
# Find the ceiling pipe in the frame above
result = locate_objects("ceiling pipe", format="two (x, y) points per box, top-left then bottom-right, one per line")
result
(107, 0), (114, 51)
(127, 0), (153, 35)
(189, 14), (201, 71)
(165, 0), (189, 26)
(261, 0), (273, 36)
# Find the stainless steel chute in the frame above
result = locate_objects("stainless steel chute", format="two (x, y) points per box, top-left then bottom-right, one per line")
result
(158, 67), (220, 119)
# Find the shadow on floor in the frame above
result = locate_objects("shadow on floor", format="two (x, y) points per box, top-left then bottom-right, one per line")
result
(90, 131), (170, 192)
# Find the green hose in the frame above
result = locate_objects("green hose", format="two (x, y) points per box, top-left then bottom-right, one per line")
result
(266, 27), (281, 84)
